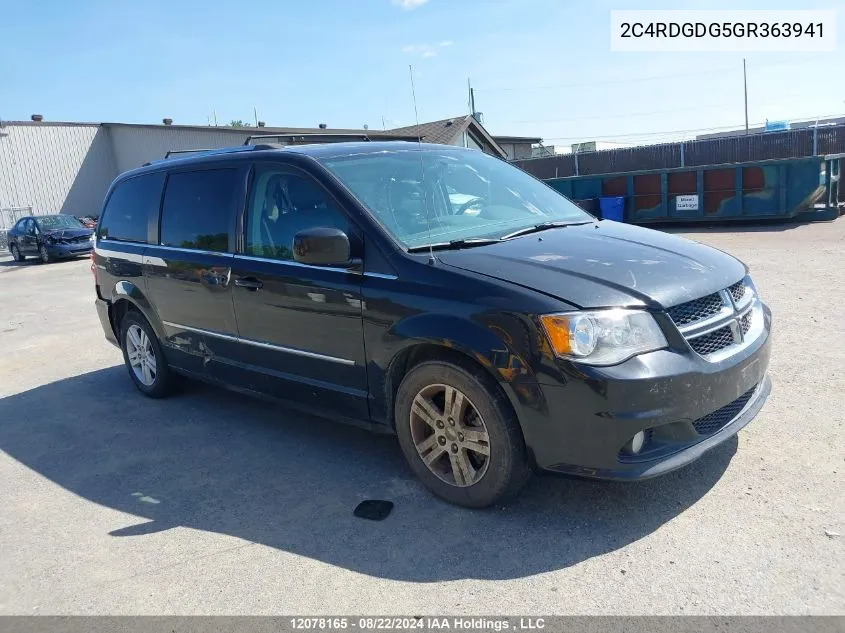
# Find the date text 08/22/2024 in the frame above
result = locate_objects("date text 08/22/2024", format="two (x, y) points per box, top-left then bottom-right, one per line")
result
(290, 617), (547, 630)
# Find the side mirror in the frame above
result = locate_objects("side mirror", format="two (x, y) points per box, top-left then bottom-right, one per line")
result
(293, 227), (351, 267)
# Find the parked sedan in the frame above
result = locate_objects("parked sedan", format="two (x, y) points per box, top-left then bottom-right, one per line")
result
(8, 215), (94, 263)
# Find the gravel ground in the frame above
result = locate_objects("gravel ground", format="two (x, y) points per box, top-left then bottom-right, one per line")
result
(0, 220), (842, 615)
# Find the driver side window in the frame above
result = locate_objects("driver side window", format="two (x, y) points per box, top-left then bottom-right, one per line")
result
(246, 168), (352, 261)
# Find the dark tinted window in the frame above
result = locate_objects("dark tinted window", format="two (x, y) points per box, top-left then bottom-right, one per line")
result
(98, 172), (165, 242)
(245, 168), (351, 261)
(160, 169), (239, 252)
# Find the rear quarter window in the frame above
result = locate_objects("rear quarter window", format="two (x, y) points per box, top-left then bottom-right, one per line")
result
(98, 172), (165, 242)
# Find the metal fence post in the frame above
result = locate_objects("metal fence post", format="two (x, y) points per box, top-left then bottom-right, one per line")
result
(813, 123), (818, 156)
(574, 152), (579, 176)
(680, 143), (685, 168)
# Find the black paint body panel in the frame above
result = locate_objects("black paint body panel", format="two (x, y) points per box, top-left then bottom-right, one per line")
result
(92, 143), (772, 480)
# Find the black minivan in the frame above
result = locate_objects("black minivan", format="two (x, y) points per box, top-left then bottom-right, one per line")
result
(93, 141), (772, 508)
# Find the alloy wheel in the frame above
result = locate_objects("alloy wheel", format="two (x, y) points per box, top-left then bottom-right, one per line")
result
(409, 383), (491, 487)
(126, 324), (157, 386)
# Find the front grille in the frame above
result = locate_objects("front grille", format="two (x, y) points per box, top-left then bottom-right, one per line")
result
(72, 235), (90, 243)
(693, 386), (757, 435)
(688, 325), (735, 355)
(667, 292), (724, 326)
(740, 311), (752, 335)
(729, 280), (747, 304)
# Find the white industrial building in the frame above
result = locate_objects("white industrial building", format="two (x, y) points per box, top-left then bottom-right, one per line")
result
(0, 115), (512, 229)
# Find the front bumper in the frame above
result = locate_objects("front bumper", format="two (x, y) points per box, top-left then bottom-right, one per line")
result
(545, 374), (771, 480)
(47, 241), (93, 258)
(518, 304), (773, 479)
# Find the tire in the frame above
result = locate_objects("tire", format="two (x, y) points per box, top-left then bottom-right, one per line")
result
(394, 360), (530, 508)
(119, 311), (176, 398)
(39, 244), (52, 264)
(10, 243), (24, 262)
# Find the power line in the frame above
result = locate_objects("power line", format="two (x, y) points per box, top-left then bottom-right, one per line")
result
(499, 88), (819, 126)
(474, 59), (817, 93)
(503, 102), (734, 125)
(538, 113), (845, 143)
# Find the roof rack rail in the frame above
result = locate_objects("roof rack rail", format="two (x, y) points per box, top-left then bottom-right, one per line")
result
(164, 148), (215, 159)
(243, 133), (372, 146)
(141, 144), (283, 166)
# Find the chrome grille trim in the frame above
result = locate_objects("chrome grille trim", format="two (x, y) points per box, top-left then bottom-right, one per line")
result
(666, 277), (762, 362)
(667, 292), (725, 327)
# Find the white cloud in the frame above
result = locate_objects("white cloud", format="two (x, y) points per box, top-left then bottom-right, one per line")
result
(402, 40), (454, 58)
(391, 0), (430, 9)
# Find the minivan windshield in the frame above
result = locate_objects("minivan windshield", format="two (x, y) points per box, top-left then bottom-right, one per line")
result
(37, 215), (84, 230)
(320, 148), (592, 249)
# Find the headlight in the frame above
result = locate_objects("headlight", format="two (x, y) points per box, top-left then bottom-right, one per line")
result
(540, 309), (667, 365)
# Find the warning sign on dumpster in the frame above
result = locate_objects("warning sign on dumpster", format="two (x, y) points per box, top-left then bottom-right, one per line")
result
(676, 195), (699, 210)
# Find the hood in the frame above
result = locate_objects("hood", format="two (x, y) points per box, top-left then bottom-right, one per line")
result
(45, 227), (93, 240)
(437, 221), (747, 309)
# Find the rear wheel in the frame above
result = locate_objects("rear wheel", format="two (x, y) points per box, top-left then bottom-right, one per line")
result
(395, 360), (530, 508)
(10, 243), (24, 262)
(119, 311), (176, 398)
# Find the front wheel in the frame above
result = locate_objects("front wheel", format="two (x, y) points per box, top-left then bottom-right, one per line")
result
(394, 360), (530, 508)
(39, 245), (52, 264)
(10, 243), (24, 262)
(119, 311), (177, 398)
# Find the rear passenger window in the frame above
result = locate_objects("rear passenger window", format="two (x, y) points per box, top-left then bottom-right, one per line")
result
(160, 169), (239, 252)
(99, 172), (165, 242)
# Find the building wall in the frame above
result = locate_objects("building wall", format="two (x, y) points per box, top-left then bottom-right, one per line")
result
(0, 123), (117, 217)
(498, 142), (534, 160)
(0, 123), (259, 220)
(107, 125), (254, 173)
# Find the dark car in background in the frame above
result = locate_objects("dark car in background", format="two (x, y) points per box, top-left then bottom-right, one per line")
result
(8, 214), (94, 263)
(92, 141), (772, 508)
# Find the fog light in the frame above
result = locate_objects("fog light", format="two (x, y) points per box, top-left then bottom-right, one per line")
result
(625, 431), (645, 455)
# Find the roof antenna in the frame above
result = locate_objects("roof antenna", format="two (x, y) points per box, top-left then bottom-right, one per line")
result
(409, 64), (436, 265)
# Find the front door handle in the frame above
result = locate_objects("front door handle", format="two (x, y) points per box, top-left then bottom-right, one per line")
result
(234, 276), (263, 291)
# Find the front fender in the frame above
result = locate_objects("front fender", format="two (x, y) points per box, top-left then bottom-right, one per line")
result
(375, 311), (549, 425)
(110, 281), (166, 340)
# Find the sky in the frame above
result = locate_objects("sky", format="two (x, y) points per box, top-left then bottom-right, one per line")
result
(2, 0), (844, 148)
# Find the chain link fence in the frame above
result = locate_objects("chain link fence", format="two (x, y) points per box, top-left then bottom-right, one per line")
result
(0, 207), (32, 252)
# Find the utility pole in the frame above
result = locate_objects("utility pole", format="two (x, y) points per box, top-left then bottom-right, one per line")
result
(467, 78), (472, 114)
(743, 58), (749, 135)
(254, 107), (258, 127)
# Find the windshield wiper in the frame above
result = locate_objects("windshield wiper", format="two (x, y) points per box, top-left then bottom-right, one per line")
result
(501, 220), (593, 240)
(407, 238), (502, 253)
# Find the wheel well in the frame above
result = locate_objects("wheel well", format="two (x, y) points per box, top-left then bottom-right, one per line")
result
(109, 299), (138, 337)
(383, 343), (516, 430)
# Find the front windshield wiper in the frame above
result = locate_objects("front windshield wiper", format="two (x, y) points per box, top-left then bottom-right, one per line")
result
(501, 220), (594, 240)
(407, 238), (502, 253)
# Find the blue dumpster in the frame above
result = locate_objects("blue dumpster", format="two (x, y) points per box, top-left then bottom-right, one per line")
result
(600, 196), (625, 222)
(548, 154), (843, 225)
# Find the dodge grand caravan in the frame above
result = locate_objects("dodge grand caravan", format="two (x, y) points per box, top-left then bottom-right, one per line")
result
(93, 141), (772, 508)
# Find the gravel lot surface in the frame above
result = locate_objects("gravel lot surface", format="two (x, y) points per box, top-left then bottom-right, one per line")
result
(0, 220), (842, 615)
